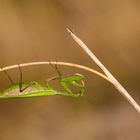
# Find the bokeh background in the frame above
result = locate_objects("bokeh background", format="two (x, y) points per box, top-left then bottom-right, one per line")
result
(0, 0), (140, 140)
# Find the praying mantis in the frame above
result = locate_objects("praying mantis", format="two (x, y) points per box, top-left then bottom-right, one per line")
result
(0, 64), (85, 99)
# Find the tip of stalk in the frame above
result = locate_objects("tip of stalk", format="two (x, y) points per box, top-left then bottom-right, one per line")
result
(66, 28), (73, 34)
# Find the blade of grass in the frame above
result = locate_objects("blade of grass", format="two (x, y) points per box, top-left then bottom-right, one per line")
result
(67, 28), (140, 114)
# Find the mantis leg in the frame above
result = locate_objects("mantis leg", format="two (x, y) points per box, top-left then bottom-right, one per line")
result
(49, 62), (62, 78)
(18, 64), (23, 92)
(19, 81), (42, 92)
(48, 63), (85, 96)
(2, 68), (14, 85)
(46, 63), (62, 90)
(45, 76), (59, 90)
(2, 65), (42, 93)
(18, 65), (43, 92)
(60, 80), (73, 94)
(60, 75), (85, 95)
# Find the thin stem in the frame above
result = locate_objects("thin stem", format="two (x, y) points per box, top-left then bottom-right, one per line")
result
(0, 61), (110, 82)
(67, 28), (140, 114)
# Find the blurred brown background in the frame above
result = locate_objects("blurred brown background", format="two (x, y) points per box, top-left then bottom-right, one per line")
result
(0, 0), (140, 140)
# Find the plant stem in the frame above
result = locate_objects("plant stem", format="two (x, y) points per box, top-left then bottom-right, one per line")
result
(0, 61), (109, 82)
(67, 28), (140, 114)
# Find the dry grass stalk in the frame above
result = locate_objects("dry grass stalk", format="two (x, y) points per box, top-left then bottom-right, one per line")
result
(67, 28), (140, 114)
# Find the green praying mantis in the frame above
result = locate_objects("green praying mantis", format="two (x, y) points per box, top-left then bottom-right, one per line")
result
(0, 64), (85, 99)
